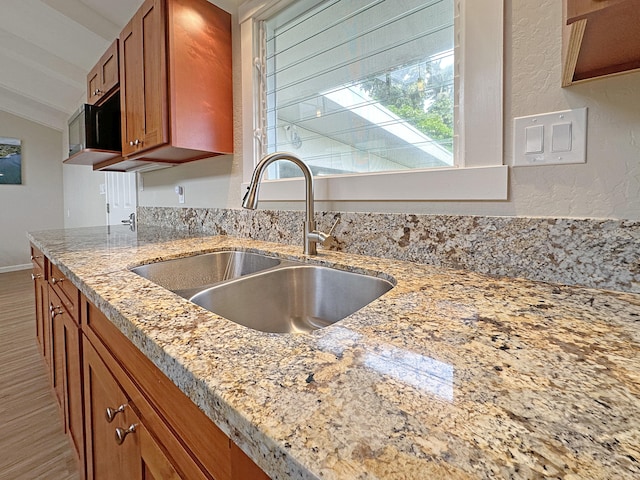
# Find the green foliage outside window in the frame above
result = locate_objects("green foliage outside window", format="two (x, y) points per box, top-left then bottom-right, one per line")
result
(360, 58), (454, 149)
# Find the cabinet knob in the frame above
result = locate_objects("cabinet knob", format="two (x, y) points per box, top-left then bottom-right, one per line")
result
(31, 273), (41, 280)
(115, 424), (137, 445)
(94, 89), (102, 95)
(105, 404), (127, 423)
(49, 304), (62, 320)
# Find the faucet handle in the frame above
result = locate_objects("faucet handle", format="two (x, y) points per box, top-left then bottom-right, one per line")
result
(326, 217), (340, 236)
(317, 217), (340, 248)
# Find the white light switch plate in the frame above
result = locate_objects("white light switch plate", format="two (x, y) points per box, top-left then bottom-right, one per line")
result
(513, 107), (587, 166)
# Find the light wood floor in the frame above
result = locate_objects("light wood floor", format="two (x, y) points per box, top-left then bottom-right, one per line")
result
(0, 270), (80, 480)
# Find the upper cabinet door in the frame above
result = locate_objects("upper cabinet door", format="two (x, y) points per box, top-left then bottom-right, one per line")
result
(87, 40), (120, 105)
(120, 0), (167, 157)
(109, 0), (232, 169)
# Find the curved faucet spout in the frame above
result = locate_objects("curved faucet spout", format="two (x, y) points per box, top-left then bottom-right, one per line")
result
(242, 152), (325, 255)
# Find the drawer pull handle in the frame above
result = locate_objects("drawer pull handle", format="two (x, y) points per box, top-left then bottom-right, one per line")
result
(31, 273), (41, 280)
(105, 404), (127, 423)
(51, 277), (64, 285)
(30, 255), (42, 260)
(115, 424), (137, 445)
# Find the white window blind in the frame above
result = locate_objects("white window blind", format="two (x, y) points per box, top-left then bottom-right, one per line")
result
(239, 0), (506, 202)
(260, 0), (455, 180)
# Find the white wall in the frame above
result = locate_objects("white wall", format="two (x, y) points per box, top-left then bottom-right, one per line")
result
(59, 91), (109, 229)
(137, 155), (236, 208)
(138, 0), (639, 221)
(0, 110), (64, 271)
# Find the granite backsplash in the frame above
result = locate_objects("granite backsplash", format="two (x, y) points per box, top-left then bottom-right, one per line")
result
(137, 207), (640, 294)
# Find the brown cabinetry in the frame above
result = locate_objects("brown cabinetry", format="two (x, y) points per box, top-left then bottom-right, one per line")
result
(31, 245), (47, 359)
(47, 264), (85, 471)
(563, 0), (640, 85)
(31, 242), (268, 479)
(100, 0), (232, 172)
(83, 336), (180, 480)
(87, 40), (119, 105)
(67, 0), (232, 172)
(82, 299), (268, 480)
(119, 0), (166, 159)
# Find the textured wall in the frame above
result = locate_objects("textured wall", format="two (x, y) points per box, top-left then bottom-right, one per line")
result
(136, 0), (640, 220)
(506, 0), (640, 220)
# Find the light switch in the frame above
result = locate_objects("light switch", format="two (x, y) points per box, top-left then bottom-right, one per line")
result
(525, 125), (544, 153)
(513, 107), (587, 166)
(552, 122), (572, 152)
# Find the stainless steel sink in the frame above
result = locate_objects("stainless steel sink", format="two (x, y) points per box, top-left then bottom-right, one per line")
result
(190, 265), (394, 333)
(130, 251), (281, 298)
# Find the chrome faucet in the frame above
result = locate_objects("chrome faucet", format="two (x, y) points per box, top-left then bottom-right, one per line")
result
(242, 152), (333, 255)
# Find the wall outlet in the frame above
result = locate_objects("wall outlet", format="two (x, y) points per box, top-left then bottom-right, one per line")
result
(513, 107), (587, 166)
(175, 185), (185, 204)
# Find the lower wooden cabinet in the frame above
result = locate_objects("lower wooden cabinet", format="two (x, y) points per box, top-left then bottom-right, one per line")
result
(31, 245), (47, 360)
(139, 426), (182, 480)
(31, 242), (269, 479)
(83, 336), (180, 480)
(49, 281), (85, 469)
(82, 299), (269, 480)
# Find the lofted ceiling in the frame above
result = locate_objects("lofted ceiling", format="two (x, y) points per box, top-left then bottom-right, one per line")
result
(0, 0), (233, 133)
(0, 0), (141, 131)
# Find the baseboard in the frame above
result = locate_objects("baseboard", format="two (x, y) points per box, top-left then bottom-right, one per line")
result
(0, 264), (32, 274)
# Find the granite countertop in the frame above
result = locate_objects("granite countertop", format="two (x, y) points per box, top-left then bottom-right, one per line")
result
(28, 225), (640, 480)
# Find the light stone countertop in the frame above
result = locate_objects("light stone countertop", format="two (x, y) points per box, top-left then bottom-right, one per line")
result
(28, 225), (640, 480)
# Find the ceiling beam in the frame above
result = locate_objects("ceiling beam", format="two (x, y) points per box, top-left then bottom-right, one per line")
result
(0, 86), (69, 131)
(41, 0), (121, 41)
(0, 28), (85, 89)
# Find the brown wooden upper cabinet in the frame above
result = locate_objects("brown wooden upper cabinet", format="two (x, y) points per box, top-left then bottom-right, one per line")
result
(562, 0), (640, 86)
(113, 0), (232, 168)
(87, 40), (119, 105)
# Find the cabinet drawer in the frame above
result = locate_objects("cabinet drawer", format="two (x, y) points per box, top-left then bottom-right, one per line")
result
(49, 263), (79, 323)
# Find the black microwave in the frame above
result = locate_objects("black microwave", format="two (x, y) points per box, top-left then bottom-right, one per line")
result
(67, 92), (121, 158)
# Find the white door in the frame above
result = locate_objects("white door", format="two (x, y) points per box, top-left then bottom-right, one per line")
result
(105, 172), (137, 225)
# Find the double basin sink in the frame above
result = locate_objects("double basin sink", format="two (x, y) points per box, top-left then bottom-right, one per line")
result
(130, 250), (394, 334)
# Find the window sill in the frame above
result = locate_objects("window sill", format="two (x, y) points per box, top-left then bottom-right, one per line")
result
(241, 165), (508, 201)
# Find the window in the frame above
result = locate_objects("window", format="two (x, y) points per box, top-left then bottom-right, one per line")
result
(240, 0), (506, 201)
